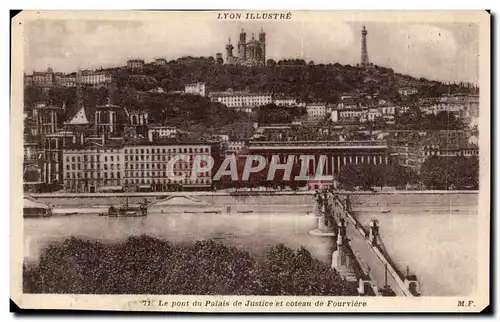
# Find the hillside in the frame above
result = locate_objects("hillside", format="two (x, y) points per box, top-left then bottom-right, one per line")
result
(24, 57), (478, 138)
(111, 57), (477, 103)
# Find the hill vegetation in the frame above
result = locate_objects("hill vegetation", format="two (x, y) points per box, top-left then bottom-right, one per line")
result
(24, 57), (477, 137)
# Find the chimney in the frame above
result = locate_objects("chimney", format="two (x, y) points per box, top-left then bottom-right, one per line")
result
(148, 130), (153, 142)
(101, 132), (106, 146)
(72, 134), (76, 144)
(80, 133), (85, 144)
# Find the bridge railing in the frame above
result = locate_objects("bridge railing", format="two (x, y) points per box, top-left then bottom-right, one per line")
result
(333, 195), (415, 297)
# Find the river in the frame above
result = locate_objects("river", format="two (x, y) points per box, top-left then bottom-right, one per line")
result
(23, 193), (477, 296)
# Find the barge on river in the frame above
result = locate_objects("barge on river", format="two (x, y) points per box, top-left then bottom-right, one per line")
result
(100, 198), (148, 217)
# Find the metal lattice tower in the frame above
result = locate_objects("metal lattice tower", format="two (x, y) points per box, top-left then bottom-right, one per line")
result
(361, 26), (369, 68)
(76, 69), (83, 108)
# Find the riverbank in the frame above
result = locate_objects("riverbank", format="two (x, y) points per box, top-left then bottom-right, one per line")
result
(25, 190), (478, 209)
(28, 189), (478, 199)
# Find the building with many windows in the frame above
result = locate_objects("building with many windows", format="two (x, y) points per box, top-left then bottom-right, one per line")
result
(122, 141), (218, 191)
(209, 89), (272, 113)
(81, 70), (112, 86)
(60, 74), (77, 87)
(338, 108), (367, 122)
(147, 125), (178, 139)
(62, 139), (221, 192)
(26, 68), (63, 88)
(398, 87), (419, 96)
(273, 95), (297, 107)
(155, 58), (167, 65)
(63, 141), (124, 193)
(306, 103), (328, 119)
(127, 59), (145, 70)
(392, 132), (479, 172)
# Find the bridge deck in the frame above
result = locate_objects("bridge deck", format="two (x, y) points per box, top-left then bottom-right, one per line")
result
(333, 202), (407, 296)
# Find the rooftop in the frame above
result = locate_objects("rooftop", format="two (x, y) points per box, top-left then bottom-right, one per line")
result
(209, 90), (272, 97)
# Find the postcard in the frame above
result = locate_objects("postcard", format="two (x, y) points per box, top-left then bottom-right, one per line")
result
(10, 10), (490, 312)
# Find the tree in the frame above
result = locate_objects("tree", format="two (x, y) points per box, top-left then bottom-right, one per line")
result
(23, 237), (355, 296)
(420, 156), (449, 189)
(338, 164), (363, 190)
(243, 244), (352, 296)
(419, 156), (478, 190)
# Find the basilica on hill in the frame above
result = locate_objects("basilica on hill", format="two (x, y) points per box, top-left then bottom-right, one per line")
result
(225, 28), (266, 66)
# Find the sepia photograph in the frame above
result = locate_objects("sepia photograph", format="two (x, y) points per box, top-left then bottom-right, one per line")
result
(10, 10), (490, 312)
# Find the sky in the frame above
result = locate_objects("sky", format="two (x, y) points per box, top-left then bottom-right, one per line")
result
(23, 15), (480, 84)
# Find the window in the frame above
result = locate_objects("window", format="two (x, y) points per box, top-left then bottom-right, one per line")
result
(104, 156), (107, 162)
(66, 165), (70, 170)
(72, 156), (75, 162)
(110, 156), (114, 162)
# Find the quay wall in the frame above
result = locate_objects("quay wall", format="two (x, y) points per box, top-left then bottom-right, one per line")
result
(27, 190), (478, 208)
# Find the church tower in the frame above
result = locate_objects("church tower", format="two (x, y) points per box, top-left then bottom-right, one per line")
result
(238, 29), (247, 61)
(360, 25), (369, 68)
(259, 27), (266, 64)
(225, 38), (234, 64)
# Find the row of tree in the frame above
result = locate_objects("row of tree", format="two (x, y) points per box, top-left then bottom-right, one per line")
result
(420, 156), (479, 190)
(336, 156), (479, 190)
(23, 236), (355, 295)
(338, 164), (418, 190)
